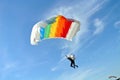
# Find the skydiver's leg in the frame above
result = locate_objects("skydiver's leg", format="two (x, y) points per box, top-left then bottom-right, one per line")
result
(67, 58), (72, 67)
(70, 62), (73, 67)
(71, 60), (75, 68)
(68, 58), (73, 67)
(73, 61), (78, 68)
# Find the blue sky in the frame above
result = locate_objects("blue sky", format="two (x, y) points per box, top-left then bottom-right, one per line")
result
(0, 0), (120, 80)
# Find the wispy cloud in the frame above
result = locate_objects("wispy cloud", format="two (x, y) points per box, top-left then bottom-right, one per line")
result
(114, 21), (120, 33)
(57, 70), (91, 80)
(46, 0), (108, 71)
(0, 62), (17, 78)
(0, 48), (17, 79)
(114, 21), (120, 31)
(93, 18), (104, 35)
(53, 68), (102, 80)
(51, 67), (57, 71)
(0, 48), (48, 79)
(2, 62), (16, 71)
(51, 56), (66, 71)
(45, 0), (107, 54)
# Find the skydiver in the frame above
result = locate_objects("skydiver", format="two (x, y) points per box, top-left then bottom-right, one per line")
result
(65, 54), (78, 68)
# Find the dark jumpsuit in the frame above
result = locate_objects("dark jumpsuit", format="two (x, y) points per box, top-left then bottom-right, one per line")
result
(67, 56), (78, 68)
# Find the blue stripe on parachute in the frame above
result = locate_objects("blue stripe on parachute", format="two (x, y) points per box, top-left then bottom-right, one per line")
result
(40, 27), (45, 40)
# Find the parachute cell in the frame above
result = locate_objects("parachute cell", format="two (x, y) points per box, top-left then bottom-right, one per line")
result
(30, 15), (80, 45)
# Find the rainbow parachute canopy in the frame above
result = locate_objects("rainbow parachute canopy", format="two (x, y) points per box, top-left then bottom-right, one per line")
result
(30, 15), (80, 45)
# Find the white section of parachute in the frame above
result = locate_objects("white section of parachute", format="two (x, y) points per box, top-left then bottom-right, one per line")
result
(66, 21), (80, 41)
(30, 21), (47, 45)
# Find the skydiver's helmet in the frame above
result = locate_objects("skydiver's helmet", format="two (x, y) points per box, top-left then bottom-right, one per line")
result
(67, 54), (75, 60)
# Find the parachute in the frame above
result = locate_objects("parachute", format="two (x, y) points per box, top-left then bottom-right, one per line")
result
(30, 15), (80, 45)
(109, 76), (117, 79)
(108, 76), (120, 80)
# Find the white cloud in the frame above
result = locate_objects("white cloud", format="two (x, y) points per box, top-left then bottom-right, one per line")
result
(47, 0), (108, 71)
(51, 56), (66, 71)
(53, 68), (101, 80)
(44, 0), (107, 54)
(51, 67), (57, 71)
(3, 63), (16, 71)
(93, 18), (104, 35)
(0, 62), (17, 79)
(114, 21), (120, 29)
(57, 70), (91, 80)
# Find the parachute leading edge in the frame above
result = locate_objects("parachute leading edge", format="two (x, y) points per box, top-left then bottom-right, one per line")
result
(30, 15), (80, 45)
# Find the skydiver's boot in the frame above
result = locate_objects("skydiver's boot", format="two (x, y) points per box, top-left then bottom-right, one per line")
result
(70, 63), (75, 68)
(73, 64), (75, 68)
(75, 65), (78, 68)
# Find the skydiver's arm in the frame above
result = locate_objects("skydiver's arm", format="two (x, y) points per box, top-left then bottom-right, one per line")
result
(65, 55), (68, 58)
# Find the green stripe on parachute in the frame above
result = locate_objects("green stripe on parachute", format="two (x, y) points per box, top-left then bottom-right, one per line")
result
(44, 24), (51, 38)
